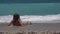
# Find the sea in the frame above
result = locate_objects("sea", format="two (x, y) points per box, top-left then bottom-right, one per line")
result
(0, 3), (60, 34)
(0, 3), (60, 23)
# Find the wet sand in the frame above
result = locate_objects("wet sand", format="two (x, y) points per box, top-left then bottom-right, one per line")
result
(0, 23), (60, 34)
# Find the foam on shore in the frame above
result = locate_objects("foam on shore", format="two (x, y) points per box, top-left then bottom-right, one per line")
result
(0, 14), (60, 23)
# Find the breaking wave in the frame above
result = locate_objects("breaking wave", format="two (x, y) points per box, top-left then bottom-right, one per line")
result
(0, 14), (60, 23)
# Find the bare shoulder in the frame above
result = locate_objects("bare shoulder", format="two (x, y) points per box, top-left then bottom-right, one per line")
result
(8, 20), (13, 26)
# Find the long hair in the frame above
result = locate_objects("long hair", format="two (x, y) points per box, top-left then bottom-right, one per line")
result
(13, 13), (20, 21)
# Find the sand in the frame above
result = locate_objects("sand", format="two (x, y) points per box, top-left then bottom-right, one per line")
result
(0, 23), (60, 34)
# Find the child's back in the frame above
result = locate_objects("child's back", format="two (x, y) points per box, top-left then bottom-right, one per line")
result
(8, 13), (23, 26)
(12, 20), (22, 26)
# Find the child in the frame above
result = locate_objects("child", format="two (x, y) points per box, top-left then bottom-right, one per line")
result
(8, 13), (23, 26)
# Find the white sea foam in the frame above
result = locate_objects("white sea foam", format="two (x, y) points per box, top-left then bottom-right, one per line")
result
(0, 14), (60, 23)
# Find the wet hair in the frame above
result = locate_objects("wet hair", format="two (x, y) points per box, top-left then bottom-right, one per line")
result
(13, 13), (20, 20)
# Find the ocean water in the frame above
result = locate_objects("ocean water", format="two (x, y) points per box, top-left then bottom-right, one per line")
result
(0, 3), (60, 34)
(0, 3), (60, 23)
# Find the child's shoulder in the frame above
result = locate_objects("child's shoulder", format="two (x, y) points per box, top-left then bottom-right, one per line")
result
(10, 20), (14, 22)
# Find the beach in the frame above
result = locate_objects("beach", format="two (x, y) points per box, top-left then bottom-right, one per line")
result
(0, 3), (60, 34)
(0, 14), (60, 34)
(0, 23), (60, 34)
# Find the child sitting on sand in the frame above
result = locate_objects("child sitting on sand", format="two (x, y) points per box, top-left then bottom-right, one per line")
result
(8, 13), (23, 26)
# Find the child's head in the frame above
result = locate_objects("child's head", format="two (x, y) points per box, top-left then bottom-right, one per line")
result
(13, 13), (20, 20)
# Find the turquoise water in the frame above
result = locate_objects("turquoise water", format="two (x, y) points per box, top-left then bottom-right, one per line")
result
(0, 3), (60, 15)
(0, 3), (60, 23)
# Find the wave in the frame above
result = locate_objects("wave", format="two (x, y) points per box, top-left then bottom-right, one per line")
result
(0, 14), (60, 23)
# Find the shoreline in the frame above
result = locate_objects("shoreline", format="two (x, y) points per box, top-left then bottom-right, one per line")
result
(0, 23), (60, 34)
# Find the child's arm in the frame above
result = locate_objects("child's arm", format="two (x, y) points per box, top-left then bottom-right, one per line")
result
(8, 21), (13, 26)
(19, 19), (23, 26)
(20, 20), (23, 26)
